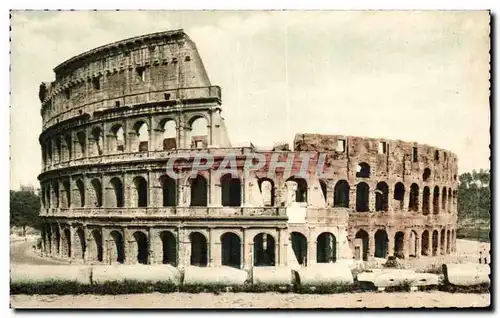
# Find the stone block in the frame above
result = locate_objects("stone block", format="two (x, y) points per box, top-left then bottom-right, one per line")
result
(11, 265), (92, 284)
(91, 265), (181, 284)
(183, 266), (248, 286)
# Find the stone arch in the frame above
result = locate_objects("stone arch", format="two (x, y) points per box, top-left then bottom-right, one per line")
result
(375, 182), (389, 211)
(291, 232), (308, 265)
(53, 225), (61, 255)
(62, 228), (71, 258)
(189, 232), (208, 266)
(51, 180), (60, 208)
(432, 230), (439, 256)
(133, 231), (149, 264)
(133, 120), (149, 152)
(90, 178), (103, 207)
(74, 227), (86, 260)
(334, 180), (350, 208)
(159, 231), (177, 266)
(423, 168), (431, 182)
(62, 179), (71, 208)
(422, 186), (430, 215)
(421, 230), (430, 256)
(258, 178), (275, 206)
(409, 230), (418, 257)
(446, 229), (451, 254)
(108, 177), (124, 208)
(46, 225), (52, 255)
(316, 232), (337, 263)
(374, 229), (389, 258)
(55, 137), (62, 161)
(442, 187), (447, 212)
(440, 228), (446, 255)
(409, 183), (419, 212)
(45, 184), (51, 208)
(90, 126), (104, 156)
(355, 229), (369, 261)
(64, 134), (72, 160)
(356, 182), (369, 212)
(132, 176), (148, 207)
(221, 174), (241, 207)
(190, 174), (208, 207)
(221, 232), (242, 268)
(433, 186), (440, 214)
(160, 175), (176, 207)
(448, 190), (452, 213)
(109, 124), (125, 153)
(393, 182), (405, 211)
(90, 229), (103, 262)
(158, 118), (177, 150)
(253, 233), (276, 266)
(76, 179), (85, 207)
(76, 131), (86, 158)
(286, 176), (308, 203)
(109, 230), (125, 264)
(356, 162), (371, 178)
(46, 140), (53, 162)
(188, 115), (208, 149)
(394, 231), (405, 259)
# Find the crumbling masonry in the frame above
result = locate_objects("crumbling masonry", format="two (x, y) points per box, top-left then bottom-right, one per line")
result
(38, 30), (458, 267)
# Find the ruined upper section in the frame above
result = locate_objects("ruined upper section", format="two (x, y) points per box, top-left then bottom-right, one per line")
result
(40, 29), (220, 130)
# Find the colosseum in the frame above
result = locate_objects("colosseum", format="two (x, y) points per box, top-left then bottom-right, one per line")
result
(37, 29), (459, 268)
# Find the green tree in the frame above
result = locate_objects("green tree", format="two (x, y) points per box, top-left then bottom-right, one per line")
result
(10, 185), (42, 235)
(457, 169), (490, 221)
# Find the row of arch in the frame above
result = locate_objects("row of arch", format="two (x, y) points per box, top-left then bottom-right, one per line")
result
(42, 226), (338, 268)
(42, 116), (210, 166)
(42, 172), (457, 215)
(353, 228), (456, 261)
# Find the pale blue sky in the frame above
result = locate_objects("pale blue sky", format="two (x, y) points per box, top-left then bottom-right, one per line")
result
(10, 10), (490, 189)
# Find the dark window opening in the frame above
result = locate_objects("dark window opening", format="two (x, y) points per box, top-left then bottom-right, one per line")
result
(164, 93), (171, 100)
(356, 182), (369, 212)
(423, 168), (431, 182)
(422, 187), (430, 215)
(115, 101), (120, 107)
(185, 56), (191, 61)
(356, 163), (371, 178)
(92, 77), (100, 90)
(316, 232), (337, 263)
(291, 232), (308, 265)
(409, 184), (419, 211)
(161, 175), (176, 207)
(378, 141), (387, 154)
(394, 232), (405, 259)
(253, 233), (276, 266)
(434, 150), (439, 161)
(136, 67), (146, 81)
(394, 182), (405, 210)
(221, 233), (241, 268)
(190, 175), (208, 207)
(375, 182), (389, 211)
(134, 177), (148, 207)
(375, 230), (388, 258)
(160, 231), (177, 266)
(64, 88), (70, 99)
(355, 230), (369, 261)
(190, 232), (208, 266)
(412, 147), (418, 162)
(334, 180), (350, 208)
(110, 231), (125, 264)
(221, 174), (241, 207)
(133, 232), (149, 265)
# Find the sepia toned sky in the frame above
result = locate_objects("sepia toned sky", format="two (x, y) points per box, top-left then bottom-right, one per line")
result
(9, 10), (490, 189)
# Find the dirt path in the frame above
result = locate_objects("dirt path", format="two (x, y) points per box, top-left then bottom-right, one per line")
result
(10, 241), (63, 266)
(11, 291), (490, 309)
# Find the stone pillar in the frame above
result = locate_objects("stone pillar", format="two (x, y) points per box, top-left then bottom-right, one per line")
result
(149, 228), (159, 264)
(403, 185), (410, 212)
(124, 229), (134, 264)
(209, 228), (217, 267)
(427, 230), (432, 256)
(308, 231), (316, 266)
(178, 228), (189, 269)
(387, 229), (394, 257)
(148, 116), (155, 152)
(415, 234), (421, 258)
(368, 184), (375, 212)
(369, 230), (376, 258)
(326, 186), (334, 208)
(279, 228), (288, 266)
(403, 229), (411, 260)
(418, 187), (424, 214)
(243, 229), (253, 269)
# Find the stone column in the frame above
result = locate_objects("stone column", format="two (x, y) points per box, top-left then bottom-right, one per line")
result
(415, 234), (421, 258)
(368, 184), (375, 212)
(418, 187), (424, 214)
(403, 185), (410, 212)
(369, 230), (376, 259)
(308, 231), (316, 266)
(178, 228), (189, 269)
(427, 230), (432, 256)
(209, 228), (217, 267)
(279, 228), (288, 266)
(403, 229), (411, 260)
(149, 228), (159, 264)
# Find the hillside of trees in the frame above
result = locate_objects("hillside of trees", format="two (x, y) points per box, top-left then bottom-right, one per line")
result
(457, 169), (491, 221)
(10, 185), (42, 236)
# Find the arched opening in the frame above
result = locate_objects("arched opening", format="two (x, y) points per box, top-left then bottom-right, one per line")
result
(41, 185), (46, 208)
(287, 176), (308, 203)
(421, 230), (430, 256)
(258, 178), (275, 206)
(45, 185), (51, 208)
(190, 175), (208, 207)
(64, 134), (72, 160)
(291, 232), (308, 265)
(355, 229), (369, 261)
(316, 232), (337, 263)
(160, 231), (177, 266)
(423, 168), (431, 182)
(356, 162), (371, 178)
(75, 228), (86, 260)
(442, 187), (447, 212)
(133, 176), (148, 207)
(253, 233), (276, 266)
(432, 230), (439, 256)
(91, 230), (103, 262)
(319, 180), (327, 203)
(422, 187), (430, 215)
(221, 174), (241, 207)
(446, 229), (451, 254)
(109, 177), (124, 208)
(62, 179), (71, 208)
(63, 228), (71, 258)
(393, 182), (405, 211)
(54, 226), (61, 255)
(221, 232), (241, 268)
(433, 186), (440, 215)
(46, 140), (53, 163)
(334, 180), (350, 208)
(409, 230), (418, 257)
(133, 121), (149, 152)
(90, 179), (102, 207)
(91, 126), (104, 156)
(55, 138), (62, 161)
(440, 229), (446, 255)
(189, 232), (208, 266)
(374, 230), (388, 258)
(375, 182), (389, 211)
(52, 181), (60, 208)
(160, 175), (176, 207)
(160, 119), (177, 150)
(76, 179), (85, 207)
(110, 230), (125, 264)
(46, 226), (52, 254)
(448, 191), (452, 213)
(356, 182), (369, 212)
(189, 116), (208, 149)
(76, 131), (86, 158)
(409, 183), (419, 212)
(109, 125), (125, 153)
(133, 231), (149, 264)
(394, 231), (405, 259)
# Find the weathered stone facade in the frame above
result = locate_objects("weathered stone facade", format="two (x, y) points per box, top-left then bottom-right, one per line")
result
(38, 30), (458, 268)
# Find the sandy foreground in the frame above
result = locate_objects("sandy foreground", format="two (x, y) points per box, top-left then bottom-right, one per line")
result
(11, 291), (490, 309)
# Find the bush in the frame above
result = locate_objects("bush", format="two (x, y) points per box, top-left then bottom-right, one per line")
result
(384, 280), (412, 292)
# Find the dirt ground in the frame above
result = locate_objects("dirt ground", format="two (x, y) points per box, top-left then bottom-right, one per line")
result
(11, 291), (490, 309)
